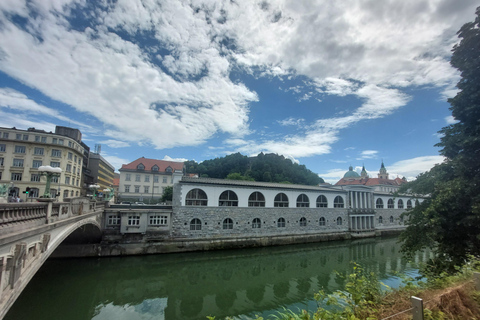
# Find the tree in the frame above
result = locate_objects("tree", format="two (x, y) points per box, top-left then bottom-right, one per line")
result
(399, 7), (480, 273)
(161, 186), (173, 202)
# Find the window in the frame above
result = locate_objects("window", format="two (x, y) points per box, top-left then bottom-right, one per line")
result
(248, 192), (265, 207)
(66, 164), (72, 172)
(63, 190), (69, 198)
(319, 217), (326, 226)
(162, 177), (167, 183)
(50, 161), (60, 167)
(336, 217), (343, 225)
(185, 188), (208, 206)
(35, 135), (40, 142)
(137, 163), (145, 170)
(252, 218), (261, 229)
(2, 132), (8, 139)
(73, 166), (76, 174)
(51, 176), (58, 183)
(152, 165), (159, 172)
(23, 134), (28, 141)
(145, 175), (150, 182)
(134, 186), (140, 193)
(107, 214), (121, 225)
(65, 177), (70, 184)
(51, 149), (61, 157)
(144, 186), (149, 193)
(149, 215), (168, 226)
(41, 136), (46, 143)
(124, 185), (130, 192)
(277, 217), (286, 228)
(16, 134), (21, 140)
(154, 176), (159, 183)
(219, 190), (238, 206)
(407, 200), (412, 209)
(13, 158), (24, 167)
(378, 216), (383, 224)
(14, 145), (25, 153)
(376, 198), (384, 209)
(274, 193), (289, 207)
(0, 144), (5, 152)
(128, 214), (140, 226)
(223, 218), (233, 229)
(190, 218), (201, 230)
(58, 139), (64, 145)
(28, 188), (39, 198)
(74, 155), (77, 162)
(31, 174), (41, 182)
(34, 147), (44, 155)
(296, 194), (310, 207)
(166, 167), (172, 173)
(299, 217), (307, 227)
(70, 190), (74, 197)
(389, 216), (394, 223)
(72, 178), (75, 185)
(316, 195), (328, 207)
(0, 157), (3, 166)
(125, 174), (131, 181)
(11, 173), (22, 181)
(68, 152), (73, 160)
(387, 199), (394, 208)
(398, 199), (404, 209)
(68, 141), (72, 147)
(135, 174), (141, 182)
(334, 196), (344, 208)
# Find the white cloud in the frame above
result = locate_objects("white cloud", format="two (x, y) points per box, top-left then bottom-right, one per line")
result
(99, 140), (130, 148)
(356, 150), (378, 160)
(277, 117), (305, 126)
(445, 115), (458, 124)
(101, 154), (131, 172)
(162, 155), (188, 162)
(389, 155), (445, 181)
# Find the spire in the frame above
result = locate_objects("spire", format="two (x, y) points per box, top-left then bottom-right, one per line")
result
(361, 164), (368, 178)
(378, 160), (388, 179)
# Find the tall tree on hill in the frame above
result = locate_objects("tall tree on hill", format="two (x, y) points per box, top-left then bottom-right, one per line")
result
(399, 7), (480, 273)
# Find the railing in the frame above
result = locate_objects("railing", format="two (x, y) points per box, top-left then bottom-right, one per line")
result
(0, 203), (48, 225)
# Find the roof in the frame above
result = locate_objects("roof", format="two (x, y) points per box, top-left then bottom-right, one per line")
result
(335, 177), (408, 187)
(343, 166), (360, 178)
(179, 176), (339, 192)
(113, 178), (120, 186)
(120, 157), (184, 172)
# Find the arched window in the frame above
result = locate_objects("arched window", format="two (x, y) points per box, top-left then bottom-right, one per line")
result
(277, 217), (286, 227)
(248, 192), (265, 207)
(190, 218), (202, 230)
(274, 193), (289, 207)
(334, 196), (344, 208)
(376, 198), (384, 209)
(296, 194), (309, 207)
(336, 217), (342, 225)
(407, 200), (412, 209)
(223, 218), (233, 229)
(185, 188), (208, 206)
(219, 190), (238, 206)
(319, 217), (326, 226)
(389, 216), (394, 223)
(299, 217), (307, 227)
(398, 199), (404, 209)
(137, 163), (145, 170)
(252, 218), (261, 229)
(387, 199), (394, 208)
(378, 216), (383, 224)
(316, 195), (328, 208)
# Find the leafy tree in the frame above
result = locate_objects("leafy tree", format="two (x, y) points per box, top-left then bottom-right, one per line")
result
(160, 186), (173, 202)
(399, 7), (480, 273)
(225, 172), (254, 181)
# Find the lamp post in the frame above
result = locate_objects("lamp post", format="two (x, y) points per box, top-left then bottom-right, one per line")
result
(89, 184), (100, 200)
(38, 166), (62, 198)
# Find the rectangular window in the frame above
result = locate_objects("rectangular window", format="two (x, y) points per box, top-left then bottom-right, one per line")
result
(149, 215), (168, 226)
(3, 132), (8, 139)
(34, 147), (44, 155)
(51, 149), (61, 157)
(125, 173), (131, 181)
(144, 175), (150, 182)
(14, 145), (25, 153)
(124, 185), (130, 192)
(31, 174), (41, 182)
(162, 177), (167, 183)
(41, 136), (46, 143)
(0, 157), (4, 166)
(76, 179), (79, 186)
(32, 160), (42, 168)
(72, 178), (75, 185)
(107, 214), (121, 225)
(144, 186), (149, 193)
(58, 139), (64, 145)
(153, 176), (159, 183)
(66, 164), (72, 172)
(11, 172), (22, 181)
(68, 152), (73, 160)
(74, 155), (77, 162)
(68, 141), (72, 147)
(50, 161), (60, 167)
(135, 175), (141, 182)
(73, 166), (76, 174)
(16, 134), (21, 140)
(13, 158), (24, 167)
(35, 135), (40, 142)
(65, 176), (70, 184)
(134, 186), (140, 193)
(23, 134), (28, 141)
(127, 214), (140, 226)
(52, 138), (57, 144)
(0, 144), (5, 152)
(51, 176), (58, 183)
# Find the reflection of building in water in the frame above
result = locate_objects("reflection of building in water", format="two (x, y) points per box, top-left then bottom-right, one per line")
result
(87, 238), (431, 320)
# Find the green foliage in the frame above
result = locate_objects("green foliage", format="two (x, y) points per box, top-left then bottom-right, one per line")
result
(185, 152), (324, 185)
(160, 186), (173, 202)
(399, 7), (480, 275)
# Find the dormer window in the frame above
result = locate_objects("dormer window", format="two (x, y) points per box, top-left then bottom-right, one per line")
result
(137, 163), (145, 170)
(165, 166), (172, 173)
(152, 165), (159, 172)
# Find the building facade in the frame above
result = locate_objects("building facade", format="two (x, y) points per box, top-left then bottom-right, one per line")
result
(118, 157), (184, 203)
(88, 152), (115, 195)
(0, 126), (84, 201)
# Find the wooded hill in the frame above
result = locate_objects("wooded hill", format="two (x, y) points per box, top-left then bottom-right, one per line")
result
(184, 152), (324, 185)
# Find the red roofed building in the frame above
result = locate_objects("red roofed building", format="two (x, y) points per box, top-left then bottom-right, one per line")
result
(118, 157), (184, 203)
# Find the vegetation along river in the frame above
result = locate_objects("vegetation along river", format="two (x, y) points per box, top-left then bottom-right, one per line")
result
(5, 236), (429, 320)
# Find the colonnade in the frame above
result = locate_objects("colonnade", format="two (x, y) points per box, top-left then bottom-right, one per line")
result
(350, 215), (375, 231)
(348, 191), (373, 209)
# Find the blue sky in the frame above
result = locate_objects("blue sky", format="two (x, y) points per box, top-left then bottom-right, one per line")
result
(0, 0), (477, 183)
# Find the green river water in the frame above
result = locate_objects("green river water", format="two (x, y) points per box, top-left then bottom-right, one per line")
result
(5, 236), (428, 320)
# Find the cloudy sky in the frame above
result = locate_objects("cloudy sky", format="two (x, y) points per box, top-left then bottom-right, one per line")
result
(0, 0), (476, 183)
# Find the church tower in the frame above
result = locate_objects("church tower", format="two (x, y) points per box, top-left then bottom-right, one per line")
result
(361, 165), (368, 178)
(378, 161), (389, 179)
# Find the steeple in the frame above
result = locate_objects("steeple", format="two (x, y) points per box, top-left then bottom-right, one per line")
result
(361, 164), (368, 178)
(378, 160), (389, 179)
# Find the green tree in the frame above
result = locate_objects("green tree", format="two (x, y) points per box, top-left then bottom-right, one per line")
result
(400, 7), (480, 273)
(160, 186), (173, 202)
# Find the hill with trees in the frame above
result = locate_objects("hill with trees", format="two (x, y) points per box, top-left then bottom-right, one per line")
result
(184, 152), (324, 185)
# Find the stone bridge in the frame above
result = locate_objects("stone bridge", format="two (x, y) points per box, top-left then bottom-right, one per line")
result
(0, 198), (105, 319)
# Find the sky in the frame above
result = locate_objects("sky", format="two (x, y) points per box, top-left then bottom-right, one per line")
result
(0, 0), (477, 184)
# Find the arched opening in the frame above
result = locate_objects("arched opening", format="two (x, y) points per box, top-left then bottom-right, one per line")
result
(50, 223), (102, 258)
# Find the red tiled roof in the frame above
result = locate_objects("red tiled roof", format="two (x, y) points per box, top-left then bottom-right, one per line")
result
(120, 157), (184, 172)
(335, 177), (407, 186)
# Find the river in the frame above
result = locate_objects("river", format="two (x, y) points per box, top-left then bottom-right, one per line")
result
(5, 236), (428, 320)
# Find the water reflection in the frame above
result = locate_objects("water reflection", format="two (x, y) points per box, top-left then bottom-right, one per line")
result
(6, 237), (429, 320)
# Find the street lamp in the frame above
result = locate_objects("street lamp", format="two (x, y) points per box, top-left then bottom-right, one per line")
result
(38, 166), (62, 198)
(89, 184), (100, 200)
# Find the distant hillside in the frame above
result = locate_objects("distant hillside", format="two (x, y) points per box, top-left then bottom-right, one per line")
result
(184, 153), (324, 185)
